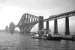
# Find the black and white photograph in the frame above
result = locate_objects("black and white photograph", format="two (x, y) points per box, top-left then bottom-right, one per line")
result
(0, 0), (75, 50)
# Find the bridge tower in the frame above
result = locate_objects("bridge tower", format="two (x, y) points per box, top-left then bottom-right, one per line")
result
(46, 20), (49, 34)
(46, 20), (49, 30)
(65, 17), (70, 35)
(54, 19), (58, 35)
(38, 16), (44, 30)
(38, 16), (44, 36)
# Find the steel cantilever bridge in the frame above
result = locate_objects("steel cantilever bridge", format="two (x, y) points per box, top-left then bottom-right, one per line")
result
(17, 10), (75, 35)
(17, 13), (39, 33)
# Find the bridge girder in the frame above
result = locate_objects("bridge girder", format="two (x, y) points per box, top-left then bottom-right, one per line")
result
(45, 10), (75, 21)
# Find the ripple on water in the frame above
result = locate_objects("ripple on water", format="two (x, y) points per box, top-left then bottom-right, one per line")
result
(0, 32), (21, 50)
(0, 32), (75, 50)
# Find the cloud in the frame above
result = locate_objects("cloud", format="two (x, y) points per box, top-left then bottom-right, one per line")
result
(1, 0), (75, 10)
(0, 0), (7, 3)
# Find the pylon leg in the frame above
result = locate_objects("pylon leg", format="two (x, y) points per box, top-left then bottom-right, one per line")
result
(54, 19), (58, 34)
(65, 17), (70, 35)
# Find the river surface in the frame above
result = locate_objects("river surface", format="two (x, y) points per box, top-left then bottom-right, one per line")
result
(0, 32), (75, 50)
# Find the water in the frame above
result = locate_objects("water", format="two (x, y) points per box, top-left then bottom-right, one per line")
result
(0, 32), (75, 50)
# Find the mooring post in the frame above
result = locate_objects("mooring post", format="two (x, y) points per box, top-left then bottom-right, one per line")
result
(54, 19), (58, 34)
(65, 17), (70, 35)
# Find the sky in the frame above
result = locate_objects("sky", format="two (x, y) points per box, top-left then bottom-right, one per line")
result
(0, 0), (75, 33)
